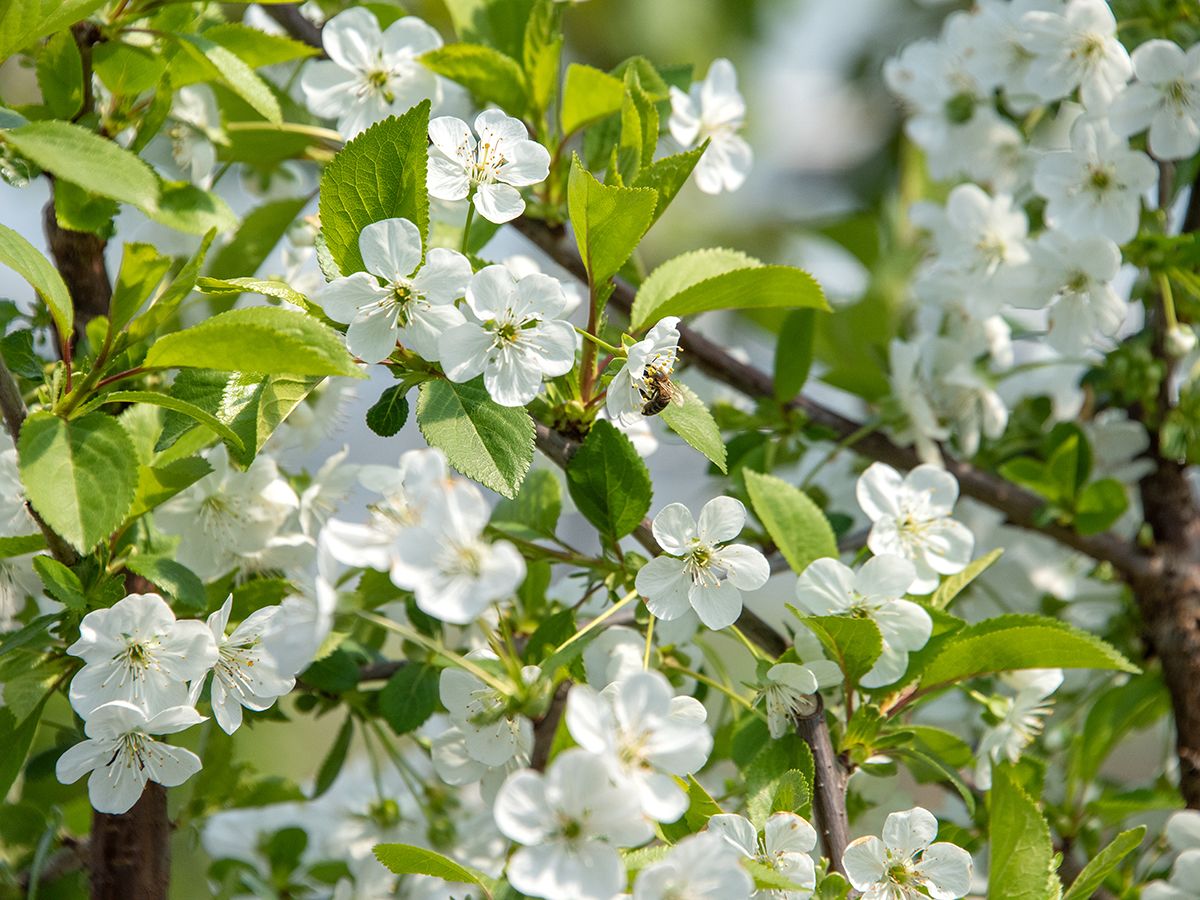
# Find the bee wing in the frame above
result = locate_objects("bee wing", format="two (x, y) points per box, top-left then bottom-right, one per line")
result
(668, 384), (686, 406)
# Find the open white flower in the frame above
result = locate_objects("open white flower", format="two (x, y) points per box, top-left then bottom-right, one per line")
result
(494, 748), (653, 900)
(440, 651), (538, 769)
(55, 701), (205, 814)
(1019, 0), (1132, 109)
(635, 497), (769, 630)
(794, 556), (930, 689)
(168, 86), (221, 187)
(974, 668), (1062, 790)
(1032, 116), (1157, 244)
(1109, 39), (1200, 160)
(669, 58), (753, 194)
(606, 317), (682, 427)
(67, 593), (217, 718)
(317, 217), (471, 364)
(0, 433), (35, 538)
(758, 660), (840, 739)
(1145, 851), (1200, 900)
(297, 447), (359, 536)
(300, 8), (442, 139)
(197, 599), (296, 735)
(843, 807), (972, 900)
(857, 462), (975, 594)
(708, 811), (819, 899)
(427, 110), (550, 223)
(258, 541), (340, 678)
(565, 671), (712, 822)
(439, 265), (577, 407)
(1014, 231), (1125, 353)
(634, 831), (755, 900)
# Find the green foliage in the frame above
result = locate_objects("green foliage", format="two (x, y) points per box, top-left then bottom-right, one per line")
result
(0, 223), (72, 348)
(0, 0), (106, 62)
(660, 776), (724, 840)
(561, 63), (626, 136)
(0, 702), (47, 802)
(312, 716), (354, 799)
(18, 412), (138, 554)
(988, 767), (1061, 900)
(795, 615), (882, 687)
(632, 146), (704, 226)
(421, 44), (528, 118)
(208, 197), (311, 283)
(109, 243), (172, 336)
(743, 470), (837, 574)
(124, 556), (206, 611)
(568, 156), (658, 288)
(659, 382), (727, 472)
(774, 309), (816, 401)
(566, 420), (652, 540)
(379, 663), (440, 735)
(93, 41), (167, 96)
(365, 384), (410, 437)
(319, 103), (431, 275)
(374, 843), (497, 897)
(145, 307), (362, 378)
(1060, 827), (1145, 900)
(929, 548), (1003, 610)
(175, 35), (282, 124)
(416, 378), (534, 499)
(36, 31), (83, 119)
(491, 468), (562, 540)
(32, 556), (85, 610)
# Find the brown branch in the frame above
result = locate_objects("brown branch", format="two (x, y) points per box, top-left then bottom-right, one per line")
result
(260, 4), (325, 52)
(792, 693), (849, 874)
(531, 682), (569, 771)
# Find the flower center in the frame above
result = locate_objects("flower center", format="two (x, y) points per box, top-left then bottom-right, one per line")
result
(944, 91), (976, 125)
(471, 140), (508, 186)
(1089, 166), (1113, 191)
(362, 68), (396, 104)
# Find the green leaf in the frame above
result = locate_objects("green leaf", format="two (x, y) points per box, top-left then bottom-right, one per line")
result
(568, 155), (658, 288)
(175, 22), (318, 75)
(915, 615), (1139, 692)
(32, 556), (85, 610)
(1, 328), (42, 379)
(0, 702), (46, 802)
(744, 859), (814, 893)
(442, 0), (535, 59)
(421, 44), (527, 117)
(18, 411), (138, 554)
(0, 222), (72, 345)
(0, 0), (106, 62)
(93, 41), (167, 96)
(196, 276), (310, 309)
(794, 615), (883, 687)
(774, 309), (815, 401)
(634, 257), (828, 330)
(416, 378), (534, 499)
(103, 391), (245, 451)
(128, 456), (212, 518)
(632, 247), (758, 329)
(144, 307), (362, 378)
(744, 470), (837, 574)
(491, 468), (562, 540)
(127, 229), (216, 345)
(109, 243), (171, 335)
(36, 31), (83, 119)
(319, 103), (430, 275)
(374, 844), (496, 898)
(124, 556), (206, 611)
(207, 196), (311, 281)
(929, 548), (1003, 610)
(561, 63), (626, 136)
(0, 534), (46, 558)
(566, 420), (652, 539)
(2, 121), (160, 212)
(219, 121), (342, 165)
(522, 0), (560, 121)
(53, 180), (118, 236)
(148, 180), (238, 236)
(659, 382), (726, 472)
(176, 34), (282, 124)
(1074, 478), (1128, 535)
(988, 766), (1061, 900)
(365, 384), (410, 437)
(660, 776), (724, 841)
(1068, 673), (1168, 787)
(312, 715), (354, 799)
(1060, 826), (1145, 900)
(378, 663), (439, 735)
(632, 146), (704, 226)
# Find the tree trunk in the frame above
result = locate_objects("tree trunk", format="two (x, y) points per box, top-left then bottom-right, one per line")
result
(88, 783), (170, 900)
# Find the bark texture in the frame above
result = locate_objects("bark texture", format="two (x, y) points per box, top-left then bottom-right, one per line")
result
(88, 784), (171, 900)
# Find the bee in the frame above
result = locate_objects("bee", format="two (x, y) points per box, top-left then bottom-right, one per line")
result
(639, 366), (683, 416)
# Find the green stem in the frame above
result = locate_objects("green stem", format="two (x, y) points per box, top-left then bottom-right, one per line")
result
(460, 201), (476, 255)
(643, 615), (655, 670)
(359, 611), (511, 696)
(663, 660), (764, 717)
(575, 326), (623, 356)
(553, 589), (639, 656)
(729, 624), (770, 662)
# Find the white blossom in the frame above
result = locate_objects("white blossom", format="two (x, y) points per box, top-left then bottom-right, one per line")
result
(168, 86), (221, 187)
(1109, 39), (1200, 160)
(439, 651), (537, 770)
(636, 497), (769, 630)
(708, 811), (819, 899)
(794, 556), (931, 688)
(669, 58), (753, 194)
(565, 671), (712, 822)
(974, 668), (1062, 790)
(857, 463), (975, 594)
(66, 592), (217, 718)
(55, 701), (205, 814)
(633, 831), (755, 900)
(427, 110), (550, 223)
(606, 317), (682, 427)
(842, 807), (972, 900)
(494, 748), (653, 900)
(317, 217), (471, 364)
(439, 265), (577, 407)
(300, 8), (443, 139)
(1144, 852), (1200, 900)
(758, 660), (840, 739)
(1019, 0), (1132, 109)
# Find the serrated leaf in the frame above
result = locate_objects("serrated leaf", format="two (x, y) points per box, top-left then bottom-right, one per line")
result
(18, 412), (138, 554)
(633, 247), (758, 329)
(0, 222), (72, 346)
(176, 34), (281, 123)
(659, 382), (726, 472)
(632, 145), (704, 226)
(567, 420), (652, 539)
(320, 104), (430, 275)
(196, 276), (309, 309)
(36, 31), (83, 119)
(795, 614), (883, 687)
(124, 555), (206, 611)
(379, 663), (439, 735)
(127, 230), (215, 345)
(660, 775), (724, 841)
(568, 155), (658, 288)
(93, 41), (167, 96)
(930, 548), (1003, 610)
(0, 0), (107, 62)
(442, 0), (535, 59)
(2, 121), (160, 212)
(32, 556), (85, 610)
(208, 196), (311, 282)
(774, 308), (816, 401)
(0, 329), (42, 379)
(915, 614), (1139, 692)
(561, 63), (625, 136)
(0, 534), (46, 558)
(109, 242), (171, 335)
(145, 307), (362, 378)
(491, 468), (561, 540)
(365, 384), (410, 437)
(744, 470), (836, 574)
(128, 456), (212, 518)
(312, 715), (353, 799)
(421, 44), (528, 117)
(374, 844), (496, 898)
(416, 378), (534, 499)
(1060, 826), (1145, 900)
(989, 766), (1061, 900)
